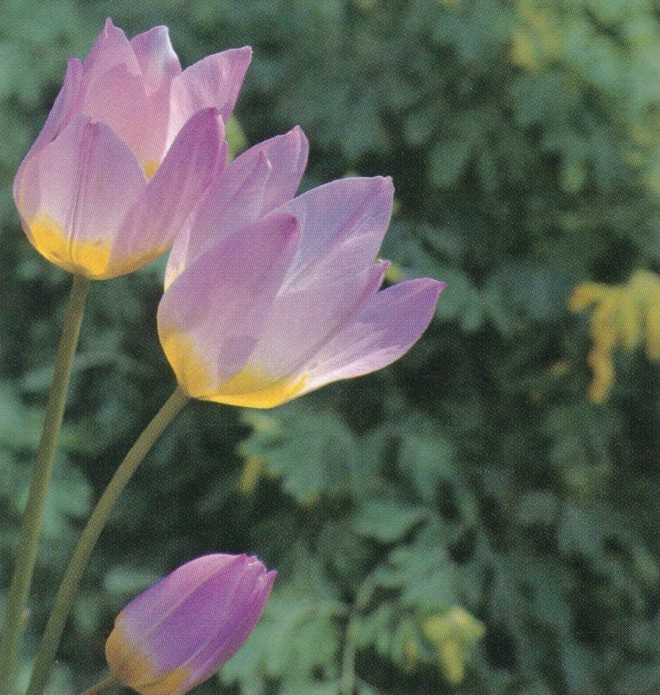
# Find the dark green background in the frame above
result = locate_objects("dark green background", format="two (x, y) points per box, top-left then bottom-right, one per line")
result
(0, 1), (658, 693)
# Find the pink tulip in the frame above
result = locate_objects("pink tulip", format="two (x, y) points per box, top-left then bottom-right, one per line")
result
(158, 127), (445, 408)
(14, 19), (252, 279)
(105, 554), (275, 695)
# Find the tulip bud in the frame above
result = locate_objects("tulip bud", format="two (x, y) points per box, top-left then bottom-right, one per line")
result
(106, 554), (275, 695)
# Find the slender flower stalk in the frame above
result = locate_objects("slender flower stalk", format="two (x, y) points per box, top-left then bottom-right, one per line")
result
(0, 274), (90, 695)
(27, 387), (190, 695)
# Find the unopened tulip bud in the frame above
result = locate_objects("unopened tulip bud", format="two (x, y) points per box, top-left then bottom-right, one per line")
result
(106, 554), (275, 695)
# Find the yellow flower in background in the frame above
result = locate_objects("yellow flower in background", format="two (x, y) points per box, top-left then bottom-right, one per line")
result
(569, 270), (660, 403)
(423, 607), (485, 685)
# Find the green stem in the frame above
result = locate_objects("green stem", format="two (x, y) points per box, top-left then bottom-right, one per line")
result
(78, 673), (119, 695)
(0, 275), (90, 695)
(27, 387), (190, 695)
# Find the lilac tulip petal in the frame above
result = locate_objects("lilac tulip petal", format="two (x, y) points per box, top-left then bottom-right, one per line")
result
(124, 557), (253, 672)
(168, 47), (252, 147)
(150, 559), (269, 680)
(80, 67), (149, 165)
(165, 150), (271, 289)
(118, 556), (240, 644)
(279, 176), (393, 283)
(240, 263), (388, 388)
(158, 213), (300, 399)
(78, 20), (154, 160)
(130, 25), (182, 93)
(182, 569), (275, 687)
(19, 58), (83, 164)
(301, 278), (445, 393)
(83, 18), (141, 77)
(230, 126), (309, 214)
(166, 126), (308, 288)
(114, 108), (225, 275)
(15, 116), (146, 279)
(129, 26), (182, 163)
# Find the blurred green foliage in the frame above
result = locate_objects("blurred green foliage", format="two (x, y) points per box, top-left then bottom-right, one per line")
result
(1, 0), (658, 693)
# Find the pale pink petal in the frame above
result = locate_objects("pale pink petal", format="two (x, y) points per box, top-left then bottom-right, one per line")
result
(278, 177), (393, 284)
(130, 26), (182, 162)
(167, 47), (252, 148)
(165, 150), (271, 289)
(19, 58), (83, 164)
(158, 213), (300, 398)
(14, 116), (146, 278)
(166, 126), (308, 287)
(83, 18), (141, 77)
(300, 278), (445, 394)
(230, 126), (308, 214)
(130, 25), (182, 94)
(79, 67), (150, 164)
(243, 262), (388, 384)
(77, 20), (152, 163)
(113, 108), (226, 276)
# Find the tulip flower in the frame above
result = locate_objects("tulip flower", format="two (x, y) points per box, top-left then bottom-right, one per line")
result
(105, 554), (275, 695)
(14, 19), (252, 279)
(158, 128), (444, 408)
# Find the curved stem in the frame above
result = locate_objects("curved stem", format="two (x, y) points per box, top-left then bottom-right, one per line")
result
(27, 387), (190, 695)
(78, 674), (119, 695)
(0, 275), (90, 695)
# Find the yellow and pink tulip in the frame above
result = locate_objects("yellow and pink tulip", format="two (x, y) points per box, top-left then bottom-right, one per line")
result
(14, 19), (251, 279)
(158, 128), (445, 408)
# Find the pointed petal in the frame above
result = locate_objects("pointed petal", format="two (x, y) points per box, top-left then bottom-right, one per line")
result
(83, 18), (141, 77)
(15, 116), (146, 279)
(164, 148), (270, 289)
(158, 213), (299, 399)
(18, 57), (83, 165)
(279, 176), (393, 284)
(165, 126), (308, 289)
(230, 126), (308, 214)
(240, 263), (388, 389)
(130, 25), (182, 94)
(301, 278), (445, 394)
(167, 47), (252, 147)
(115, 108), (226, 276)
(78, 20), (152, 163)
(130, 26), (182, 163)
